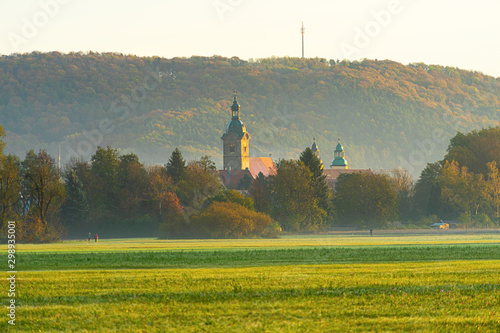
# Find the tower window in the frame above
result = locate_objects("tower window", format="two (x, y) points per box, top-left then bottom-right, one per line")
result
(243, 145), (247, 153)
(229, 143), (235, 152)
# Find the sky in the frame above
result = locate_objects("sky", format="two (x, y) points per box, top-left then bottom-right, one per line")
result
(1, 0), (499, 77)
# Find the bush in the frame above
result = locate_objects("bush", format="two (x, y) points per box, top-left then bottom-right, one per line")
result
(160, 202), (279, 239)
(17, 215), (64, 243)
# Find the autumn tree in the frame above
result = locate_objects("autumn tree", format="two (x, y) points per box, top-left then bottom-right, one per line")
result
(486, 161), (500, 218)
(0, 154), (22, 231)
(22, 150), (66, 227)
(210, 189), (255, 211)
(439, 161), (488, 221)
(388, 168), (414, 221)
(176, 156), (222, 211)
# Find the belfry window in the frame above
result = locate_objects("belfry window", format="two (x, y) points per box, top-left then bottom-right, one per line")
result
(230, 143), (235, 152)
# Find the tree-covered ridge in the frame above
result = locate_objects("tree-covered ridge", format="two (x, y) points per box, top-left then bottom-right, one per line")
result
(1, 52), (499, 175)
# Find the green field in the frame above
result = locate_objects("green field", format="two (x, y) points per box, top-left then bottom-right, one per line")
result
(4, 233), (500, 332)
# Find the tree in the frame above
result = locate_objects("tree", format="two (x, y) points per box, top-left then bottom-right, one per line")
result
(269, 159), (326, 231)
(388, 168), (414, 221)
(89, 146), (120, 213)
(444, 128), (500, 176)
(440, 161), (488, 219)
(236, 173), (252, 190)
(61, 168), (89, 229)
(117, 153), (148, 217)
(413, 162), (445, 217)
(22, 150), (66, 227)
(147, 165), (176, 218)
(486, 161), (500, 218)
(0, 154), (22, 231)
(249, 172), (271, 214)
(166, 148), (186, 183)
(299, 147), (330, 212)
(210, 189), (255, 211)
(333, 172), (397, 228)
(176, 156), (222, 211)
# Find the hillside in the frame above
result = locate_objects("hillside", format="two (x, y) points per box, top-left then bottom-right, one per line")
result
(1, 52), (499, 176)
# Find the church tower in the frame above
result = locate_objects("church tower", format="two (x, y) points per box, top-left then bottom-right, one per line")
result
(311, 138), (323, 166)
(221, 91), (250, 172)
(330, 138), (348, 169)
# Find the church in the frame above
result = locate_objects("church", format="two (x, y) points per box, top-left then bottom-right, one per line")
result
(218, 93), (276, 188)
(311, 137), (372, 188)
(218, 92), (370, 188)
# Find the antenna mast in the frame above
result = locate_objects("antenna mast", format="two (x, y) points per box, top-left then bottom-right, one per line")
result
(301, 22), (305, 58)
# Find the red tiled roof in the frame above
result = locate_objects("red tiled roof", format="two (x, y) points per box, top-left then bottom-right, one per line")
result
(218, 157), (276, 188)
(248, 157), (276, 178)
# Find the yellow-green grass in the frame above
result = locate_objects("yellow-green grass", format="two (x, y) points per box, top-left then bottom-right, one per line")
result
(6, 261), (500, 332)
(14, 233), (500, 253)
(5, 234), (500, 332)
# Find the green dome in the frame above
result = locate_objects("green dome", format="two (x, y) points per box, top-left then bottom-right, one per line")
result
(330, 157), (348, 167)
(225, 119), (245, 137)
(335, 142), (343, 152)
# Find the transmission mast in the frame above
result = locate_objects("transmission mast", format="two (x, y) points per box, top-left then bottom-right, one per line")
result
(301, 22), (305, 58)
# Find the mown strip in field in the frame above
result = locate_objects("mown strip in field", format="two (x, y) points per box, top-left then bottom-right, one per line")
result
(18, 243), (500, 271)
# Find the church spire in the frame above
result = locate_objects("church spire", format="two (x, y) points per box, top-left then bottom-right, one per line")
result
(231, 89), (240, 119)
(330, 137), (348, 169)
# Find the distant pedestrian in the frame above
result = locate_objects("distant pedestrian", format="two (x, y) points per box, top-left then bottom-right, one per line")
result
(88, 232), (91, 242)
(370, 228), (373, 236)
(95, 233), (98, 242)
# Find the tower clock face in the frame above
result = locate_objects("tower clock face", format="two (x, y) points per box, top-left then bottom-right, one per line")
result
(229, 143), (235, 152)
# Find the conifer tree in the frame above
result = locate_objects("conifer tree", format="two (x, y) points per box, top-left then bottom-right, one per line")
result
(299, 147), (330, 212)
(61, 168), (89, 228)
(166, 148), (186, 183)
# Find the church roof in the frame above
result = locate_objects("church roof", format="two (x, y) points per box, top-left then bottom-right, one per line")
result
(248, 157), (276, 178)
(330, 157), (348, 167)
(218, 157), (276, 188)
(224, 119), (246, 137)
(311, 140), (318, 152)
(222, 92), (246, 138)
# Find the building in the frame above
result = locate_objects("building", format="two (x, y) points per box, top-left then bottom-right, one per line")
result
(218, 92), (370, 189)
(330, 139), (348, 169)
(312, 139), (371, 188)
(219, 92), (276, 188)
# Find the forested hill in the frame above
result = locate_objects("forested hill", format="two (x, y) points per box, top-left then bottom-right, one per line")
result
(1, 52), (499, 176)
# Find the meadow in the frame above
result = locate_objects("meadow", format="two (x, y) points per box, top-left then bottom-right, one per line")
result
(4, 232), (500, 332)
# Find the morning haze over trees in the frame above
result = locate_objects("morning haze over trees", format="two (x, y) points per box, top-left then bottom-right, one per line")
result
(1, 52), (500, 242)
(3, 121), (500, 242)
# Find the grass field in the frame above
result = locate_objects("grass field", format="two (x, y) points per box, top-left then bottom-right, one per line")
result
(4, 232), (500, 332)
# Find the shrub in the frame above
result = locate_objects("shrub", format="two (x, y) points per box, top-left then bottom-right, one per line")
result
(188, 202), (278, 239)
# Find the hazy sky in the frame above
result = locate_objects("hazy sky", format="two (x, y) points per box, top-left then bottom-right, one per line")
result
(1, 0), (499, 77)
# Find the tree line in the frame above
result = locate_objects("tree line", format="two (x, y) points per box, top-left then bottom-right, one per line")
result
(2, 124), (500, 243)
